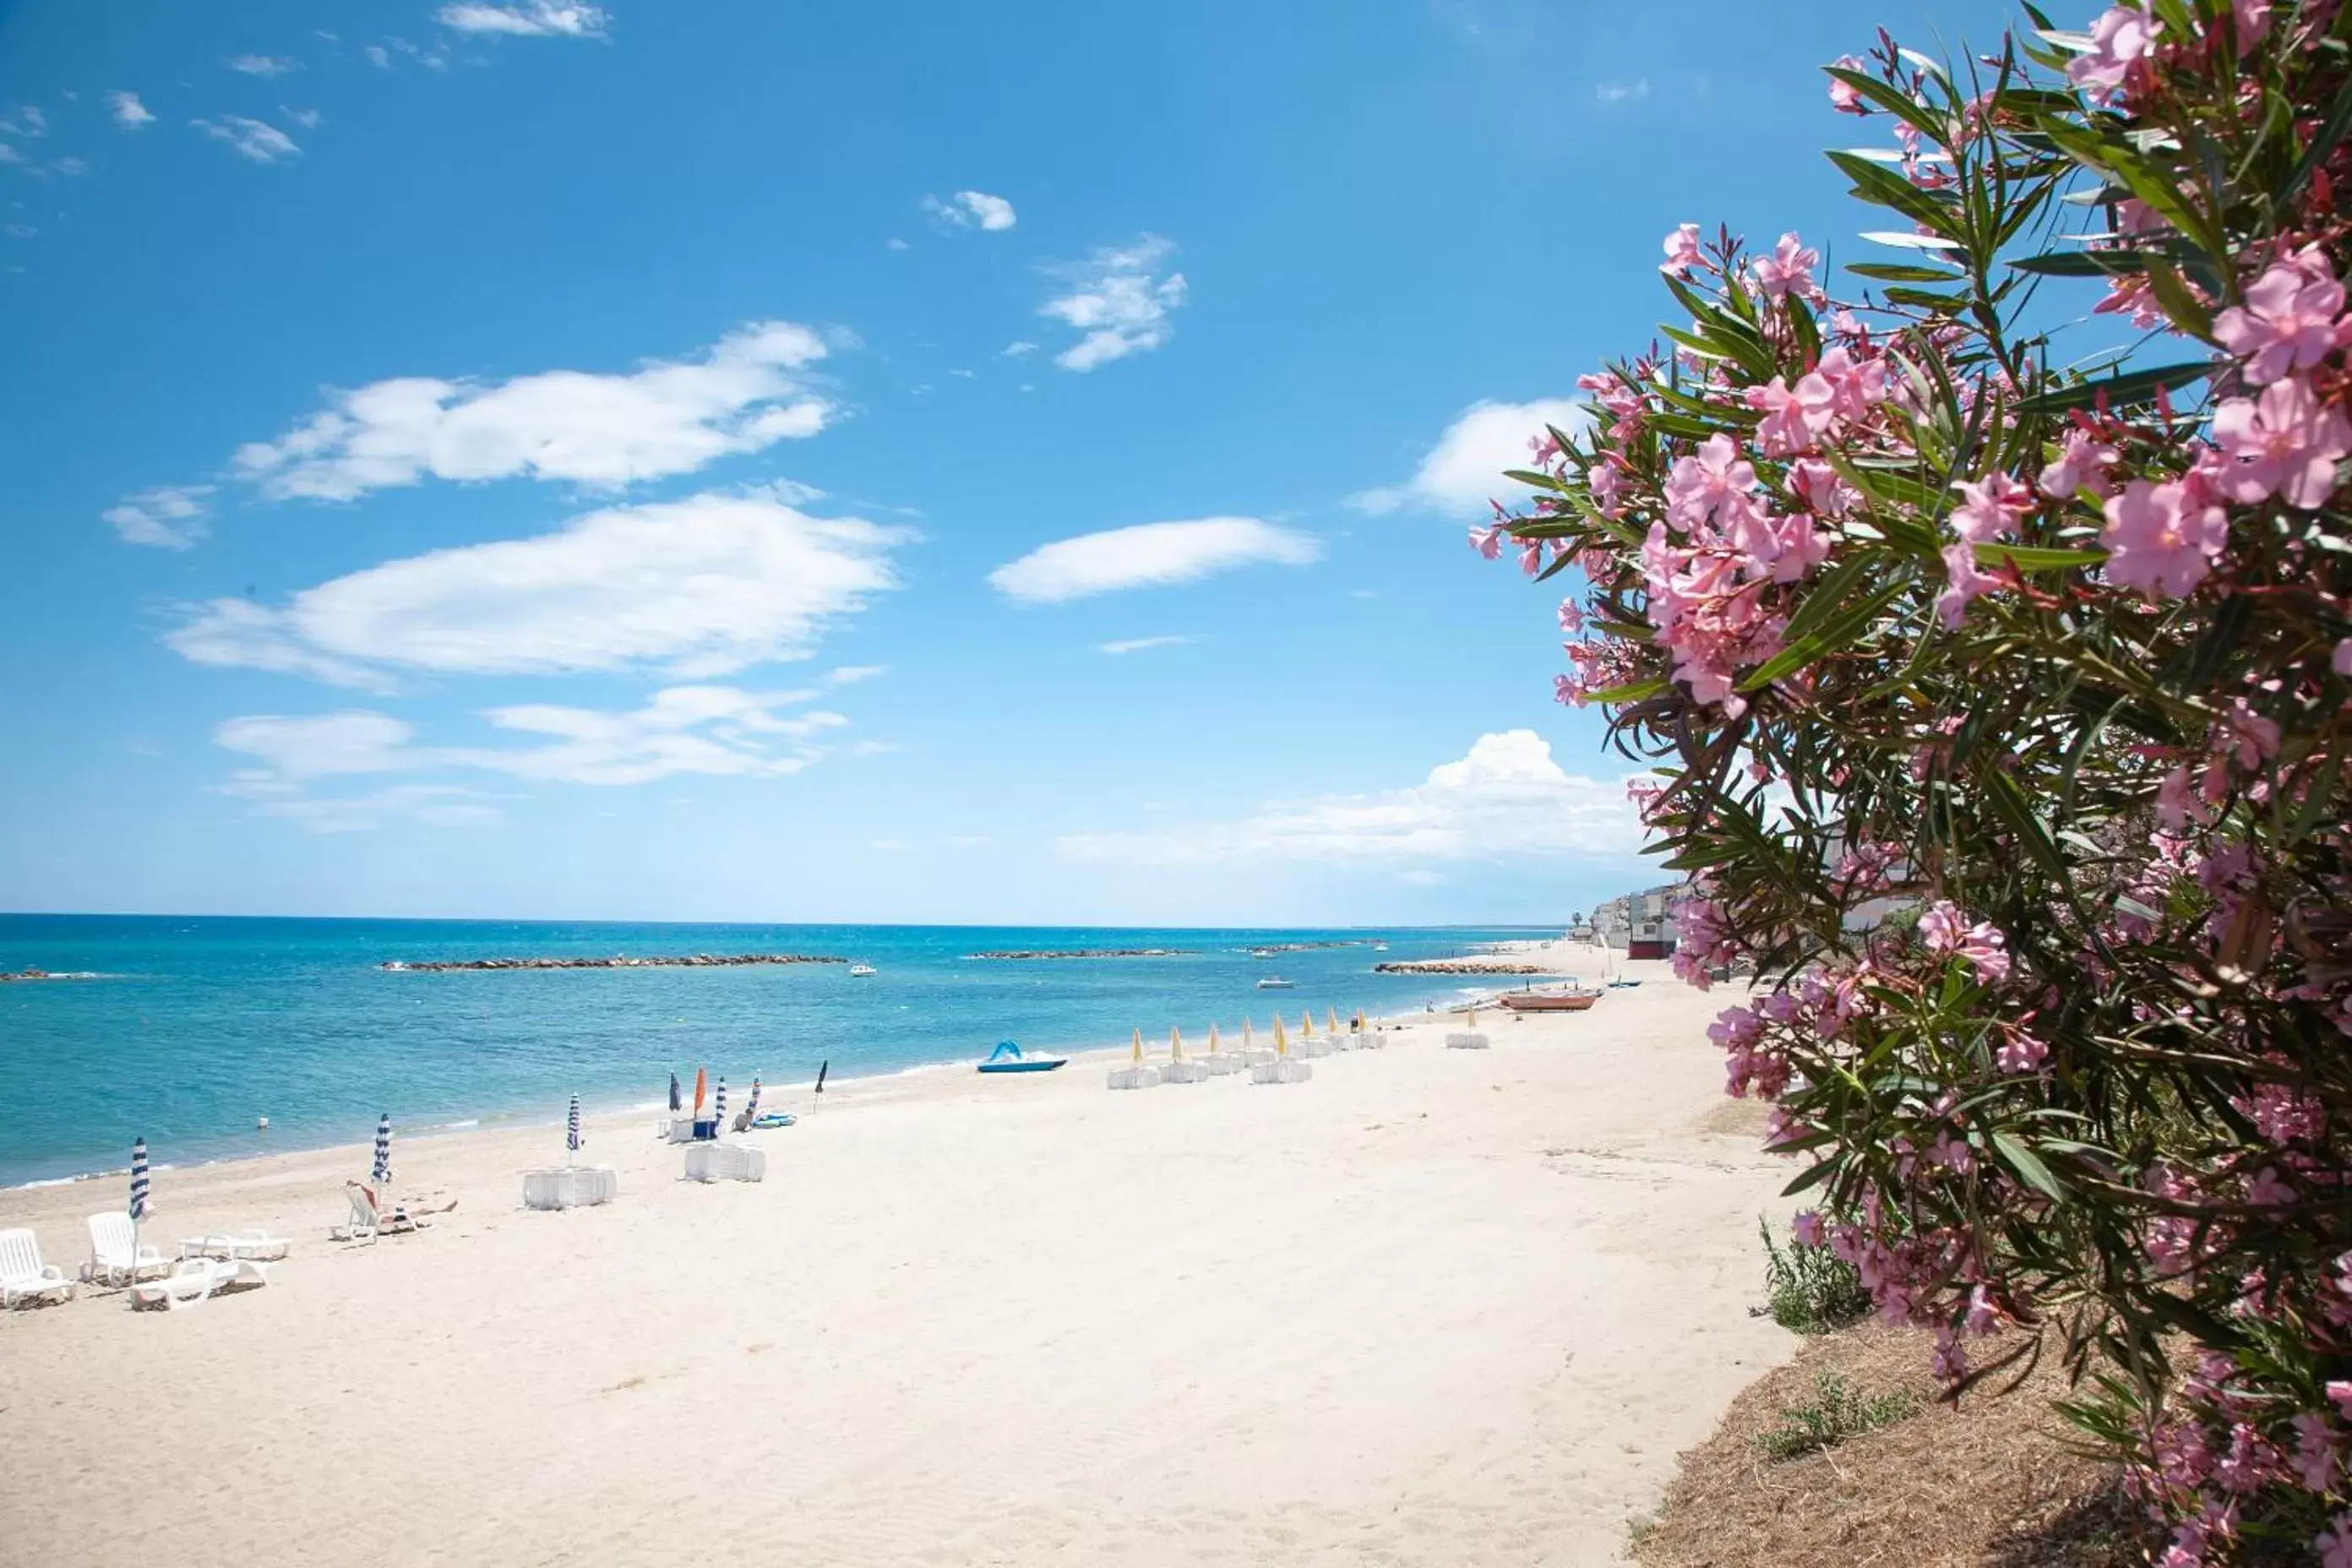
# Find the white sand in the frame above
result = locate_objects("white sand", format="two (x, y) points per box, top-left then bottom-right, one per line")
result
(0, 966), (1792, 1566)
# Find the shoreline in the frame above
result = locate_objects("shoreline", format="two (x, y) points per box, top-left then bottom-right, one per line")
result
(4, 940), (1611, 1191)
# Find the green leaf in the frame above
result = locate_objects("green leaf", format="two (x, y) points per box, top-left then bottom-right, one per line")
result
(1739, 577), (1912, 691)
(2007, 248), (2149, 278)
(1826, 150), (1963, 242)
(1847, 262), (1965, 283)
(2142, 254), (2216, 341)
(1991, 1130), (2070, 1200)
(1972, 542), (2110, 571)
(1583, 677), (1666, 705)
(2014, 360), (2212, 416)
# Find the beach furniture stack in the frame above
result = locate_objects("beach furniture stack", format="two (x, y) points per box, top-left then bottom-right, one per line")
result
(1238, 1017), (1277, 1069)
(1200, 1022), (1243, 1076)
(1161, 1026), (1210, 1084)
(525, 1093), (620, 1209)
(682, 1142), (765, 1182)
(1446, 1004), (1491, 1050)
(1251, 1015), (1311, 1084)
(1108, 1028), (1162, 1091)
(178, 1228), (290, 1262)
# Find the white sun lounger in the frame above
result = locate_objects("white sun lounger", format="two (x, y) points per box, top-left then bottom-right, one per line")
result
(180, 1228), (291, 1262)
(131, 1257), (274, 1310)
(85, 1212), (172, 1285)
(0, 1228), (77, 1307)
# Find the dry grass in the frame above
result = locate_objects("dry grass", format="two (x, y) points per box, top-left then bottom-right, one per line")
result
(1628, 1321), (2148, 1568)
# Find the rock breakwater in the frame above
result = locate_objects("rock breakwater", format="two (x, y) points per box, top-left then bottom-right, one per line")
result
(381, 954), (846, 973)
(964, 948), (1190, 961)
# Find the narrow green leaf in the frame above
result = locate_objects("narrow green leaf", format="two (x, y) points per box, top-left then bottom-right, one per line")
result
(2014, 361), (2212, 416)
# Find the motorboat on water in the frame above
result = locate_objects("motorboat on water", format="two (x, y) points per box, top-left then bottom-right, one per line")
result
(1255, 977), (1295, 990)
(1371, 943), (1388, 953)
(848, 963), (877, 977)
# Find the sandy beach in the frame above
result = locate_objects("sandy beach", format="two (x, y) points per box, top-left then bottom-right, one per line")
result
(0, 966), (1789, 1566)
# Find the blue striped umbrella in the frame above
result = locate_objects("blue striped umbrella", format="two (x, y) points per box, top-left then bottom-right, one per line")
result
(565, 1093), (582, 1164)
(372, 1113), (393, 1185)
(744, 1076), (761, 1126)
(128, 1136), (150, 1222)
(714, 1076), (727, 1129)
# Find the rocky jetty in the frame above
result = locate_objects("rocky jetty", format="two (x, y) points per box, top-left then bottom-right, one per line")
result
(964, 948), (1190, 961)
(1374, 961), (1552, 976)
(1244, 940), (1370, 954)
(381, 954), (845, 973)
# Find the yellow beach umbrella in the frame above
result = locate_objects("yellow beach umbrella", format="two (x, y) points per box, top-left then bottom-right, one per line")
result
(1244, 1017), (1256, 1050)
(1131, 1027), (1145, 1064)
(1274, 1015), (1288, 1056)
(1327, 1007), (1341, 1035)
(1208, 1022), (1222, 1054)
(1299, 1010), (1313, 1038)
(1170, 1026), (1185, 1061)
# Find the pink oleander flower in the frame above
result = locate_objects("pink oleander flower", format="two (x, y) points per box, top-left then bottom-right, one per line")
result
(2039, 427), (2121, 499)
(1936, 538), (1997, 629)
(1951, 471), (2034, 542)
(2209, 378), (2352, 508)
(2214, 252), (2349, 384)
(1663, 434), (1758, 528)
(1995, 1032), (2050, 1074)
(1469, 522), (1506, 560)
(2232, 0), (2273, 43)
(2319, 1512), (2352, 1568)
(1920, 899), (2012, 982)
(1745, 373), (1836, 456)
(2336, 637), (2352, 676)
(1788, 456), (1857, 518)
(1661, 222), (1703, 279)
(2067, 5), (2162, 98)
(2102, 479), (2227, 598)
(2331, 1381), (2352, 1418)
(1792, 1211), (1824, 1248)
(2292, 1413), (2344, 1491)
(1518, 538), (1546, 576)
(1589, 459), (1623, 516)
(2215, 698), (2281, 770)
(2246, 1166), (2298, 1206)
(2157, 763), (2199, 831)
(1750, 232), (1820, 303)
(1557, 598), (1583, 634)
(1814, 346), (1888, 421)
(1827, 54), (1865, 114)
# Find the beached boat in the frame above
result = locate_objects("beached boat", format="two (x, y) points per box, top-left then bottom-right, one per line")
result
(849, 963), (877, 977)
(1499, 991), (1600, 1012)
(1255, 977), (1295, 990)
(977, 1041), (1066, 1075)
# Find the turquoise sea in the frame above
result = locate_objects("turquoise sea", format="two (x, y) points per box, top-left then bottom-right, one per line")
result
(0, 915), (1556, 1186)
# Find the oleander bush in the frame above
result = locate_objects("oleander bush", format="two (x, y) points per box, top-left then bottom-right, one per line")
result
(1764, 1214), (1876, 1334)
(1478, 3), (2352, 1559)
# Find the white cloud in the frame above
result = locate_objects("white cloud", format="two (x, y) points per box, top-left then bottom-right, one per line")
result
(167, 492), (904, 685)
(921, 190), (1016, 232)
(885, 237), (909, 251)
(1000, 340), (1037, 358)
(1039, 237), (1187, 371)
(1099, 634), (1193, 655)
(230, 320), (834, 502)
(1059, 731), (1642, 864)
(1595, 78), (1650, 104)
(227, 55), (298, 76)
(107, 91), (154, 128)
(1347, 398), (1586, 516)
(103, 484), (215, 550)
(1, 106), (48, 138)
(826, 664), (886, 686)
(0, 145), (19, 165)
(284, 106), (324, 129)
(988, 518), (1319, 604)
(52, 155), (89, 177)
(365, 37), (449, 71)
(212, 684), (850, 830)
(192, 116), (301, 165)
(365, 44), (394, 68)
(436, 2), (610, 36)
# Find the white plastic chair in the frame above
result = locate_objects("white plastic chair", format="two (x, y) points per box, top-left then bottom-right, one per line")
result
(180, 1228), (291, 1262)
(131, 1256), (274, 1311)
(0, 1228), (75, 1307)
(84, 1212), (170, 1285)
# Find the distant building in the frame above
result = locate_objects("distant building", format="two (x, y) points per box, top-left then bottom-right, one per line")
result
(1594, 881), (1681, 959)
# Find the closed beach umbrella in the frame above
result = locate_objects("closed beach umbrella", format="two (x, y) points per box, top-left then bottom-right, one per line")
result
(372, 1113), (393, 1185)
(129, 1136), (150, 1277)
(1300, 1010), (1313, 1038)
(1130, 1028), (1145, 1064)
(1208, 1022), (1222, 1054)
(668, 1072), (682, 1113)
(565, 1094), (582, 1165)
(1243, 1017), (1255, 1051)
(714, 1075), (727, 1128)
(1274, 1015), (1288, 1056)
(1328, 1008), (1341, 1036)
(1170, 1026), (1184, 1061)
(693, 1067), (707, 1119)
(744, 1076), (762, 1127)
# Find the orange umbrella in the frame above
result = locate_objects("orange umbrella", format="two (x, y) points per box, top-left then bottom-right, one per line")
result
(693, 1066), (708, 1119)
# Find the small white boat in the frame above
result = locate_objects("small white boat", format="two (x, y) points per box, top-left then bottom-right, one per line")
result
(849, 963), (877, 978)
(1371, 943), (1388, 953)
(1255, 977), (1295, 990)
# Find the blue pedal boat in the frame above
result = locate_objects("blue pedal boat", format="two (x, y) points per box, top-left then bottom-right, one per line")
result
(977, 1040), (1067, 1074)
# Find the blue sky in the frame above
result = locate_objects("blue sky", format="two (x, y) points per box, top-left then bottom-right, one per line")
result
(0, 0), (2019, 926)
